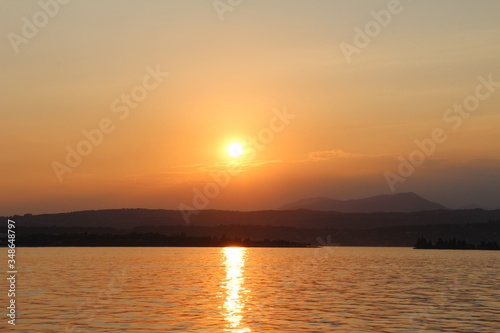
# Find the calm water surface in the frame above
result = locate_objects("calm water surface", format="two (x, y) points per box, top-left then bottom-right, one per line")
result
(10, 247), (500, 332)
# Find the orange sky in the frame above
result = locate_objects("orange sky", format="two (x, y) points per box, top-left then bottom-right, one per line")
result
(1, 0), (500, 215)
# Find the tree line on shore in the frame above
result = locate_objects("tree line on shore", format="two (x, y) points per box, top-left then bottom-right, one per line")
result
(414, 237), (500, 250)
(9, 232), (310, 247)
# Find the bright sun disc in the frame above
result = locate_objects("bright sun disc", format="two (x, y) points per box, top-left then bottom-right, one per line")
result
(227, 142), (244, 158)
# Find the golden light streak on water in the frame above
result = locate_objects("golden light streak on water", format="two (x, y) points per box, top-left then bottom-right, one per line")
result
(221, 247), (251, 333)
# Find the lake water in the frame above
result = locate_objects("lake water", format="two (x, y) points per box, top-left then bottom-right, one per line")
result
(11, 247), (500, 332)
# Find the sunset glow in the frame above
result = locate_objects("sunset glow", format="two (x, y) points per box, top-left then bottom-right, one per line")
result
(2, 2), (500, 332)
(1, 1), (499, 215)
(227, 142), (244, 158)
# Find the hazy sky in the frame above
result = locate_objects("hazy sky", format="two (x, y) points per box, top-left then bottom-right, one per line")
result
(1, 0), (499, 215)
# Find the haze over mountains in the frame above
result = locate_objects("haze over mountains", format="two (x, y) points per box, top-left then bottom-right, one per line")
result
(4, 189), (499, 246)
(5, 192), (499, 247)
(279, 192), (448, 213)
(5, 208), (500, 247)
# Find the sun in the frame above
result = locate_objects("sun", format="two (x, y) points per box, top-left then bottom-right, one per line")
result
(227, 142), (244, 158)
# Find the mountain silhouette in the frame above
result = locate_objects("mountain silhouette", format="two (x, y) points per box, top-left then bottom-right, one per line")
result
(278, 192), (447, 213)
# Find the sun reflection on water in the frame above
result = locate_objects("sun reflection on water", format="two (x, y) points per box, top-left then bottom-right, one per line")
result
(221, 247), (251, 333)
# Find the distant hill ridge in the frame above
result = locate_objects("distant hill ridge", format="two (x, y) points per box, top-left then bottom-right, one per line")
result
(278, 192), (448, 213)
(4, 207), (500, 233)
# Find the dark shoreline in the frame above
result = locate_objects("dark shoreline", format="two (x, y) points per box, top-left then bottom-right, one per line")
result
(3, 232), (312, 248)
(4, 210), (500, 247)
(9, 245), (316, 248)
(414, 248), (500, 251)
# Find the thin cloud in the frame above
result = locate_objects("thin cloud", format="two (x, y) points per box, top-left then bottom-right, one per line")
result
(199, 159), (283, 172)
(308, 150), (367, 161)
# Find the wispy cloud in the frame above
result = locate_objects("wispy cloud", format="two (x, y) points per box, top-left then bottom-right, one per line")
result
(126, 159), (284, 182)
(308, 149), (370, 161)
(170, 163), (204, 170)
(199, 159), (283, 172)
